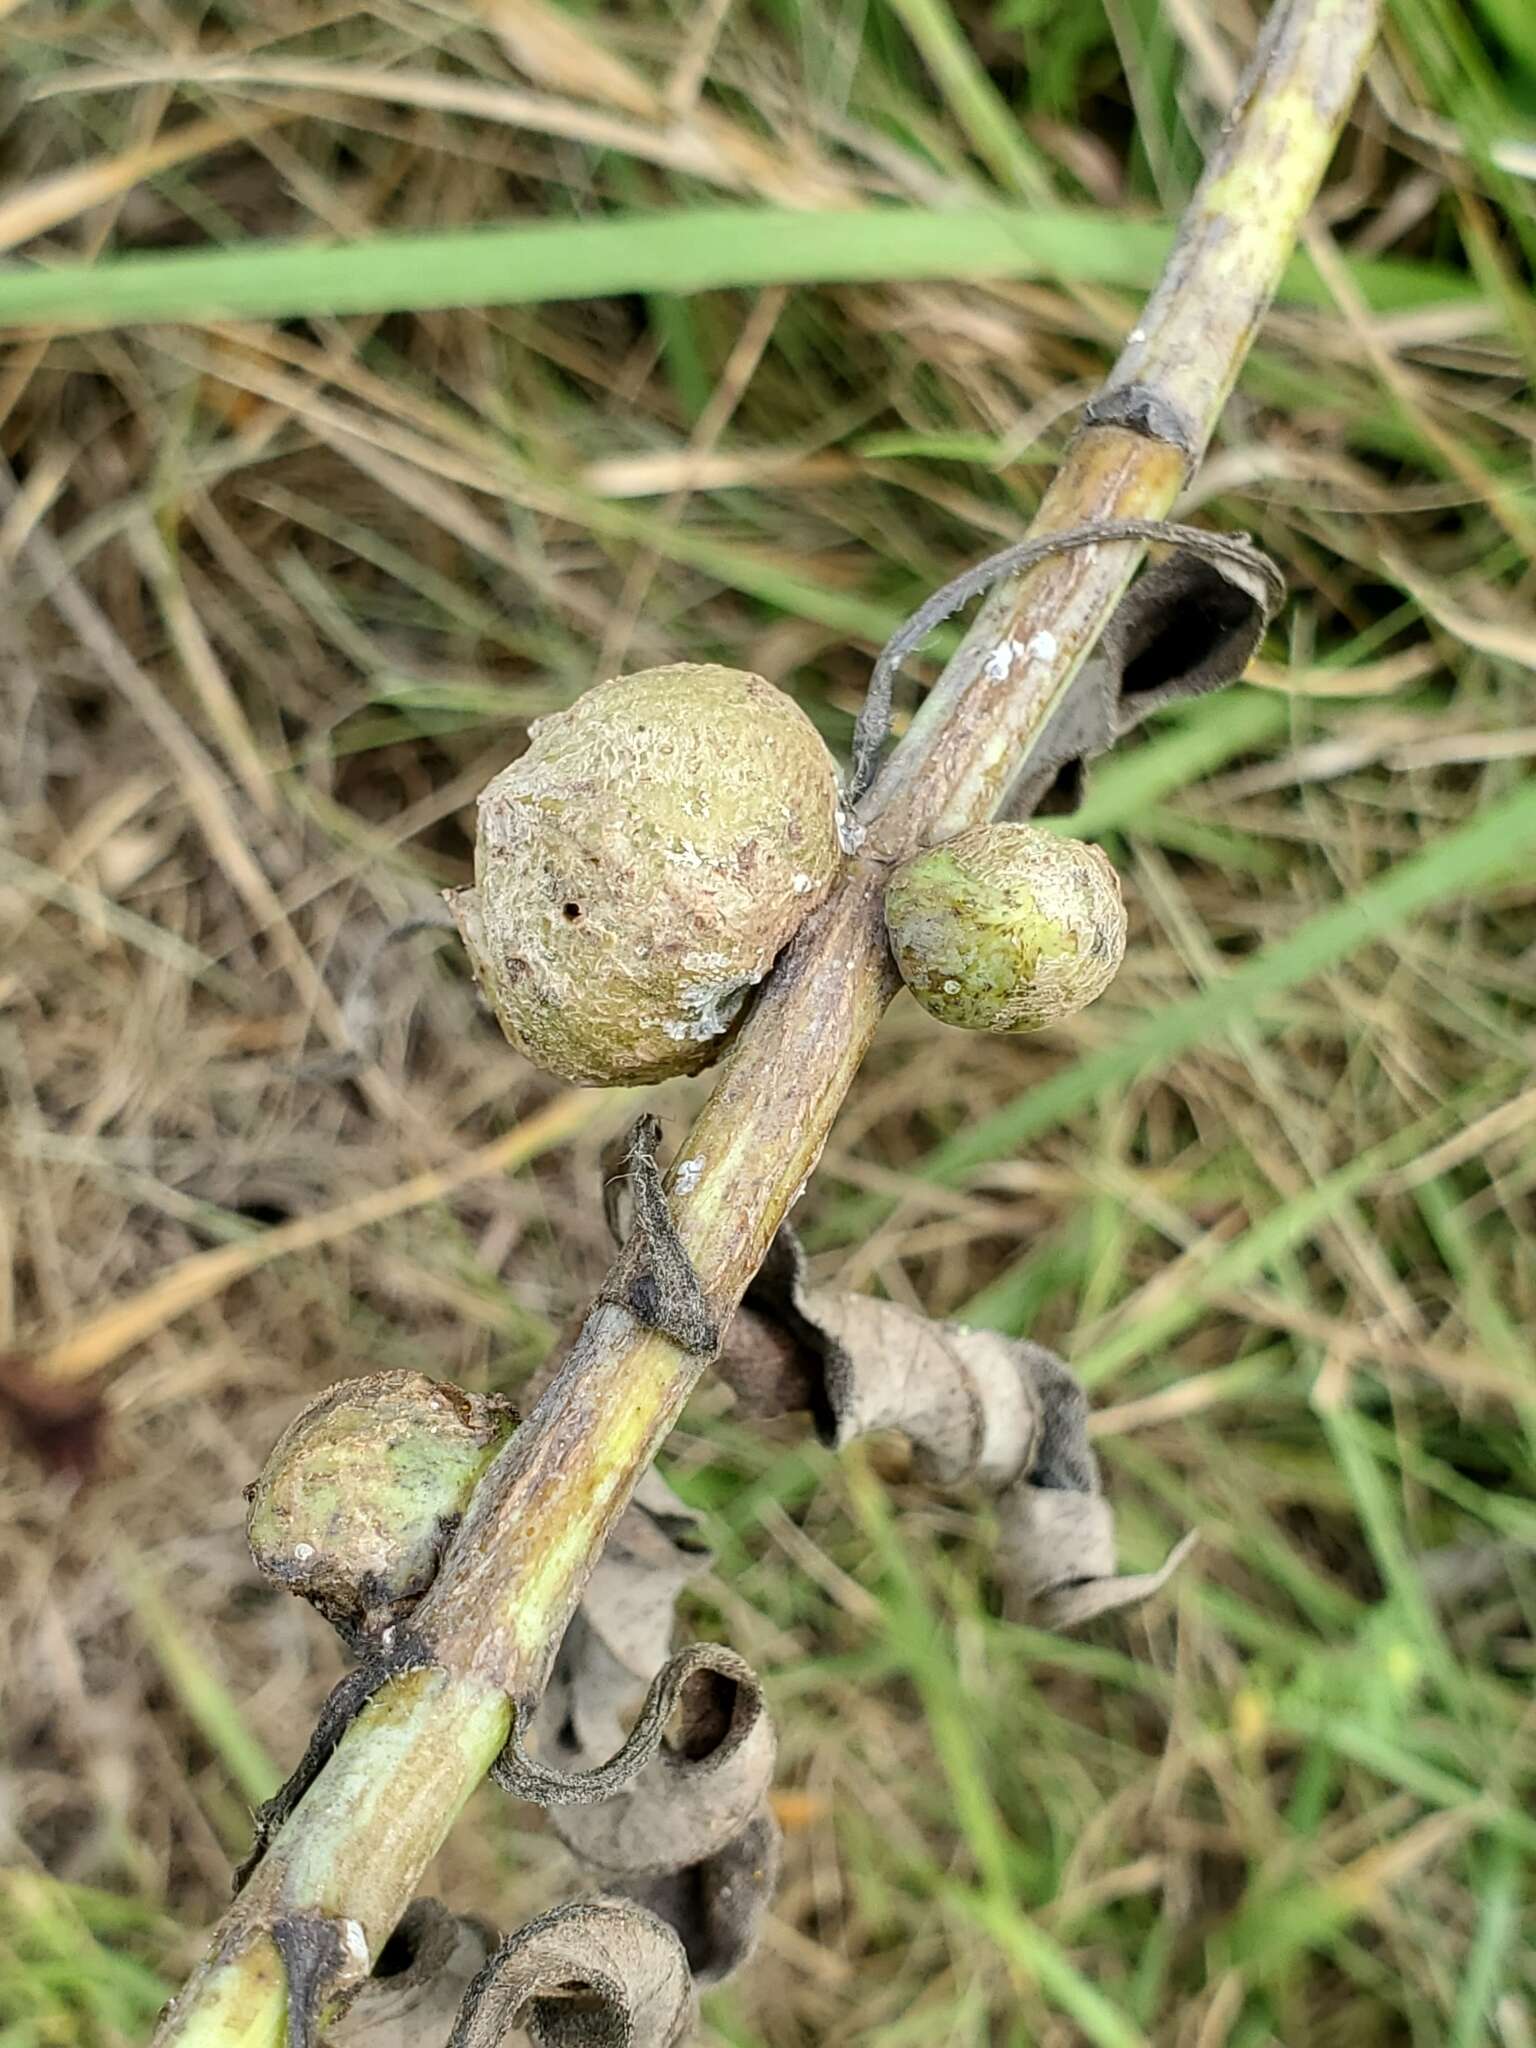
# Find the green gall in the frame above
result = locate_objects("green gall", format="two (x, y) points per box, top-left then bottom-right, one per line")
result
(447, 664), (844, 1085)
(884, 823), (1126, 1033)
(246, 1371), (515, 1648)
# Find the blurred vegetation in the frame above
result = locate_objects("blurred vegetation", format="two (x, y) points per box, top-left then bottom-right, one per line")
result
(1, 1), (1534, 2044)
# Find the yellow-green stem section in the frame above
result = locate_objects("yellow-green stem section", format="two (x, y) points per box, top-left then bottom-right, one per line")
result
(154, 1671), (510, 2041)
(159, 1945), (286, 2048)
(1110, 0), (1379, 448)
(154, 5), (1382, 2041)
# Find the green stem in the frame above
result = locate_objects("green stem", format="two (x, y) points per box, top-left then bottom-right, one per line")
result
(152, 4), (1383, 2039)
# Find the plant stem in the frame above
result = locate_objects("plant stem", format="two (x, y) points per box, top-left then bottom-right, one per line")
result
(153, 4), (1381, 2039)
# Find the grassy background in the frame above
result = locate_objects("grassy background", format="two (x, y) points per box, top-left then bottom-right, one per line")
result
(3, 1), (1535, 2043)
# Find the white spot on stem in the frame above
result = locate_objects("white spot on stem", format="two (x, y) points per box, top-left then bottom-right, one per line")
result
(983, 638), (1027, 682)
(675, 1156), (705, 1194)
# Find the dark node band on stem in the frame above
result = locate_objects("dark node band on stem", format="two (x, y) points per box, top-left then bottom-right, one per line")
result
(1082, 381), (1197, 450)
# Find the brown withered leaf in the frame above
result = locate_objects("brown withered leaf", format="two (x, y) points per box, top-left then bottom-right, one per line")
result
(710, 1305), (818, 1418)
(544, 1653), (775, 1879)
(611, 1804), (781, 1987)
(1004, 537), (1282, 819)
(448, 1899), (695, 2048)
(722, 1226), (1192, 1627)
(1001, 1490), (1199, 1628)
(299, 1441), (772, 2044)
(489, 1615), (780, 2034)
(493, 1641), (766, 1816)
(328, 1902), (496, 2048)
(435, 1095), (1193, 2042)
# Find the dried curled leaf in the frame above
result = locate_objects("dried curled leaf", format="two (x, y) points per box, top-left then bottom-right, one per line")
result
(807, 1292), (1044, 1487)
(473, 1445), (779, 2036)
(299, 1461), (772, 2047)
(721, 1226), (1190, 1626)
(448, 1900), (695, 2048)
(1002, 1491), (1199, 1629)
(546, 1655), (775, 1879)
(611, 1804), (781, 1987)
(1004, 537), (1283, 820)
(328, 1901), (496, 2048)
(493, 1641), (765, 1815)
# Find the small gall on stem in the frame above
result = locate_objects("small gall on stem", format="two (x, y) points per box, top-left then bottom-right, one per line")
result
(883, 823), (1127, 1033)
(245, 1371), (516, 1651)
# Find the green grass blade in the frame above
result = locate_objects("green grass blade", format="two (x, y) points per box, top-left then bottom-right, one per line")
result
(114, 1547), (281, 1812)
(0, 206), (1480, 332)
(1274, 1705), (1536, 1856)
(952, 1888), (1152, 2048)
(847, 1462), (1151, 2048)
(882, 0), (1052, 199)
(1072, 1141), (1394, 1389)
(1449, 1839), (1522, 2048)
